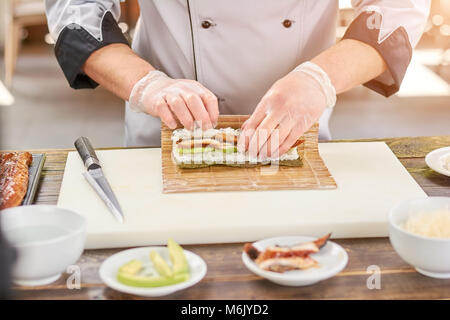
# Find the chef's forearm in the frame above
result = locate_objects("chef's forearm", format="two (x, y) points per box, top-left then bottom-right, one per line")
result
(311, 39), (387, 94)
(82, 43), (155, 101)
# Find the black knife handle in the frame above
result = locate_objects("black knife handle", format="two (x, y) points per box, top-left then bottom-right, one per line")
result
(75, 137), (100, 170)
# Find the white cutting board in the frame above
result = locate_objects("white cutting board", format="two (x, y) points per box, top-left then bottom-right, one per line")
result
(57, 142), (427, 249)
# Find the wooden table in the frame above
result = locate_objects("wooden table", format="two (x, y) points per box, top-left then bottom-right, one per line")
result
(11, 136), (450, 299)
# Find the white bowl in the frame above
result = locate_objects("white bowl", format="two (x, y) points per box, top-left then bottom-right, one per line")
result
(425, 147), (450, 177)
(99, 246), (207, 297)
(0, 205), (86, 286)
(242, 236), (348, 286)
(389, 197), (450, 279)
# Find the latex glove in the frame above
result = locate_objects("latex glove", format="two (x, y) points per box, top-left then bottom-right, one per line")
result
(238, 64), (333, 159)
(129, 70), (219, 130)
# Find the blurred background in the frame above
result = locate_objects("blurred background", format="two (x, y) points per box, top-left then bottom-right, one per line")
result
(0, 0), (449, 150)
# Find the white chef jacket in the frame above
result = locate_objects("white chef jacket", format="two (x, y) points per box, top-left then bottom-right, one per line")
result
(45, 0), (430, 147)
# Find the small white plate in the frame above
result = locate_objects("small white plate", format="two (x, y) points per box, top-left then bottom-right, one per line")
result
(99, 247), (207, 297)
(425, 146), (450, 177)
(242, 236), (348, 286)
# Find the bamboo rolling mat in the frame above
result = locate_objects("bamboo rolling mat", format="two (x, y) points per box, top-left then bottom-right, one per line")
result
(161, 115), (337, 193)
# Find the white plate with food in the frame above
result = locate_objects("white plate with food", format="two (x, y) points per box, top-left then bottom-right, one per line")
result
(99, 239), (207, 297)
(425, 146), (450, 177)
(242, 234), (348, 286)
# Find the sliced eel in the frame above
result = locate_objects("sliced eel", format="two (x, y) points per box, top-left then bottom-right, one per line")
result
(258, 256), (318, 273)
(177, 137), (304, 151)
(243, 233), (331, 272)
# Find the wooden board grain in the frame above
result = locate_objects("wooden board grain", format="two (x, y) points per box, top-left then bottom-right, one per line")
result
(161, 115), (337, 193)
(12, 239), (450, 300)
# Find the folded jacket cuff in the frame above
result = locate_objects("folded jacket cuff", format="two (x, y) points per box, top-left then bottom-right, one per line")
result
(342, 11), (412, 97)
(54, 11), (129, 89)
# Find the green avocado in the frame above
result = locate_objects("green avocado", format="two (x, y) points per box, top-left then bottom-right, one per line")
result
(118, 259), (143, 275)
(168, 238), (189, 275)
(116, 240), (191, 288)
(150, 251), (173, 278)
(222, 146), (238, 153)
(117, 271), (189, 288)
(178, 147), (214, 154)
(178, 146), (238, 155)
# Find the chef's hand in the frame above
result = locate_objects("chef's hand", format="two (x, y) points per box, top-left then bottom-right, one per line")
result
(128, 70), (219, 130)
(238, 70), (328, 159)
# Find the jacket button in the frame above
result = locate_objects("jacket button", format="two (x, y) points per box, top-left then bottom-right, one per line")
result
(283, 19), (292, 28)
(201, 20), (212, 29)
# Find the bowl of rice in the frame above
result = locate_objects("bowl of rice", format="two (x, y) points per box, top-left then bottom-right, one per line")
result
(389, 197), (450, 279)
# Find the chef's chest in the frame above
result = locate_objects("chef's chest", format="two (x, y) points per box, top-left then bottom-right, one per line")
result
(139, 0), (339, 63)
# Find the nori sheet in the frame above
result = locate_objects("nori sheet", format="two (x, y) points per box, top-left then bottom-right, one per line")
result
(176, 158), (303, 169)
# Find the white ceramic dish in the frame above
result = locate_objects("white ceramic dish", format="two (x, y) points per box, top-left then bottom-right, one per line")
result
(0, 205), (86, 286)
(99, 246), (207, 297)
(425, 147), (450, 177)
(242, 236), (348, 286)
(389, 197), (450, 279)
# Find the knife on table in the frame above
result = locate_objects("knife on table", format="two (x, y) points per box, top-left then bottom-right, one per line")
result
(75, 137), (124, 224)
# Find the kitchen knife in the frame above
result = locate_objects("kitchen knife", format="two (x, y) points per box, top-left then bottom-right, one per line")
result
(75, 137), (124, 223)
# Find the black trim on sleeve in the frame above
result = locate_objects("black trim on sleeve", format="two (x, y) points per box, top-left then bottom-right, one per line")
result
(54, 11), (129, 89)
(342, 11), (413, 97)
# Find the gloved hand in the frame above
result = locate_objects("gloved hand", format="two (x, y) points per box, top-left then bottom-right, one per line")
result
(128, 70), (219, 130)
(237, 61), (336, 159)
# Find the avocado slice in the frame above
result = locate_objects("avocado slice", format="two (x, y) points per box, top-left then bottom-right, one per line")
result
(118, 259), (143, 275)
(168, 238), (189, 275)
(117, 271), (189, 288)
(178, 147), (214, 154)
(178, 146), (238, 155)
(150, 251), (173, 278)
(221, 146), (238, 153)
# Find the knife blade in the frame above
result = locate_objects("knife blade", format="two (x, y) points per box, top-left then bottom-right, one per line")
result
(75, 137), (124, 223)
